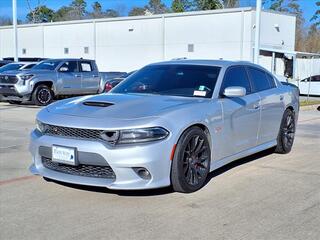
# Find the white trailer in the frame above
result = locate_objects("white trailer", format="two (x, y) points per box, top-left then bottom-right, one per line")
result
(0, 7), (296, 72)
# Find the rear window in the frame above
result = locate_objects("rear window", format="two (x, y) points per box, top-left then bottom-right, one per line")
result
(248, 67), (272, 92)
(266, 73), (276, 88)
(80, 62), (93, 72)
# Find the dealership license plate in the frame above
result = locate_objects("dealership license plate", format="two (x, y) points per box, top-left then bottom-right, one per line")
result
(52, 145), (76, 165)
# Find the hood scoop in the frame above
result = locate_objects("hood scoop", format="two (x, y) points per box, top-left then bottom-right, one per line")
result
(83, 101), (114, 107)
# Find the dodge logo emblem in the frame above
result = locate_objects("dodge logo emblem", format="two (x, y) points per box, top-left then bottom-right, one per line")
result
(4, 76), (8, 81)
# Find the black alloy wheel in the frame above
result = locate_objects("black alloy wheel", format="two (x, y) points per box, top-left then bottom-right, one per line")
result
(275, 108), (296, 154)
(32, 84), (53, 106)
(171, 127), (211, 193)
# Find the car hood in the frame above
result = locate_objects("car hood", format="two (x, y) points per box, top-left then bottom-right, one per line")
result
(46, 93), (207, 120)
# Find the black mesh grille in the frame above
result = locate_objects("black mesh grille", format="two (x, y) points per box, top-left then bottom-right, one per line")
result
(0, 75), (19, 84)
(42, 123), (118, 144)
(44, 124), (103, 140)
(42, 157), (116, 179)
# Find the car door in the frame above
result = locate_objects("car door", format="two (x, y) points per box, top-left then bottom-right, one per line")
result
(219, 66), (261, 156)
(304, 75), (320, 96)
(57, 61), (82, 94)
(247, 67), (284, 145)
(80, 61), (100, 94)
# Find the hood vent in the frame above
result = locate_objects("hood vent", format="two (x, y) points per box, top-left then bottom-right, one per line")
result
(83, 101), (114, 107)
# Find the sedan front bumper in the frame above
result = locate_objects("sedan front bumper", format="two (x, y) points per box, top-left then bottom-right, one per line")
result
(29, 130), (173, 190)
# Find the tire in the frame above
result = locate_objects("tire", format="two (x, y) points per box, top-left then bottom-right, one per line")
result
(32, 84), (53, 106)
(171, 126), (211, 193)
(274, 108), (296, 154)
(8, 100), (22, 104)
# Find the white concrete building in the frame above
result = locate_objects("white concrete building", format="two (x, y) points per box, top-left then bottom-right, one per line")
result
(0, 7), (297, 73)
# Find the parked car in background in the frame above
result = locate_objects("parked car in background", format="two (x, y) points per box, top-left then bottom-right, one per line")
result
(0, 60), (12, 67)
(295, 75), (320, 96)
(0, 58), (100, 106)
(29, 60), (299, 193)
(104, 71), (136, 92)
(0, 62), (37, 73)
(98, 71), (126, 93)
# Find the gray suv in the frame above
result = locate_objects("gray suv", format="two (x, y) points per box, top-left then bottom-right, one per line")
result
(0, 59), (100, 106)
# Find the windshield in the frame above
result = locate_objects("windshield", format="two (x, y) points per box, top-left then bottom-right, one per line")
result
(112, 64), (221, 98)
(32, 60), (61, 70)
(0, 63), (24, 72)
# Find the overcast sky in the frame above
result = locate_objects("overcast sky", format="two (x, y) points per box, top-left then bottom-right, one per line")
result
(0, 0), (317, 25)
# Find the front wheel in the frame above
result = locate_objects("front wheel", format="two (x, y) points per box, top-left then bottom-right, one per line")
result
(32, 84), (53, 106)
(171, 127), (211, 193)
(274, 109), (296, 154)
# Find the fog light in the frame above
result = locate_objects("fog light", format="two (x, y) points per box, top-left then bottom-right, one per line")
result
(133, 167), (151, 180)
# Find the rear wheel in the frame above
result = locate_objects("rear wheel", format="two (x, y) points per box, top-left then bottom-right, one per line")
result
(171, 127), (211, 193)
(32, 84), (53, 106)
(275, 109), (296, 154)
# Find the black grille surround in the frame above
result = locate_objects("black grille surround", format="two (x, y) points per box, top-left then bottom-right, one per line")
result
(0, 75), (19, 84)
(42, 157), (116, 179)
(41, 123), (118, 144)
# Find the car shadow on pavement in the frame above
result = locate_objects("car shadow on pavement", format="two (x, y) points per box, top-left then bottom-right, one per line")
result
(48, 147), (275, 196)
(0, 101), (41, 109)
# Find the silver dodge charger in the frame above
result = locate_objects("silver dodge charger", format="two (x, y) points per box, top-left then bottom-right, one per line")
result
(29, 60), (299, 193)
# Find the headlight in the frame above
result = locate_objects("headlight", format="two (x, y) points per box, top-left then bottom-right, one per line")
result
(117, 127), (169, 144)
(36, 120), (46, 133)
(20, 74), (34, 84)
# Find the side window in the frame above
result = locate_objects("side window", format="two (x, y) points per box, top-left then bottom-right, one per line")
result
(59, 61), (78, 72)
(80, 62), (93, 72)
(221, 66), (251, 95)
(266, 73), (276, 88)
(311, 75), (320, 82)
(248, 67), (271, 92)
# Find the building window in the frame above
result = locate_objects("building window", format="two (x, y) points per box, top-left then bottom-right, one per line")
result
(64, 48), (69, 54)
(188, 44), (194, 53)
(22, 48), (26, 55)
(84, 47), (89, 54)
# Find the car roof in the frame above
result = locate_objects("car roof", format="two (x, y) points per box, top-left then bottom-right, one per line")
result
(149, 59), (263, 69)
(43, 58), (93, 62)
(7, 62), (36, 65)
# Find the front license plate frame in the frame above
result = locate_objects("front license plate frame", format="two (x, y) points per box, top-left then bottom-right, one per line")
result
(52, 145), (77, 166)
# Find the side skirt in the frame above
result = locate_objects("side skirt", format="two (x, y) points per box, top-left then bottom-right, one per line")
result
(210, 140), (277, 172)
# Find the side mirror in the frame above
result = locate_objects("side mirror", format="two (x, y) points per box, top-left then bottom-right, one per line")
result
(223, 86), (246, 97)
(59, 67), (69, 72)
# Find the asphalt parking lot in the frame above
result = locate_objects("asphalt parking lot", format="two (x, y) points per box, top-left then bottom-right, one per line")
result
(0, 102), (319, 240)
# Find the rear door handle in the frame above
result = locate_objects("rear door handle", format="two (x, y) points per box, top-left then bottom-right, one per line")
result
(92, 75), (99, 77)
(74, 74), (81, 78)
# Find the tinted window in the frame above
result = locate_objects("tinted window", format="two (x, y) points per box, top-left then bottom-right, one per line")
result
(0, 63), (24, 72)
(112, 64), (221, 98)
(221, 66), (251, 94)
(311, 75), (320, 82)
(80, 62), (93, 72)
(60, 61), (78, 72)
(23, 64), (36, 69)
(248, 67), (271, 92)
(266, 73), (276, 88)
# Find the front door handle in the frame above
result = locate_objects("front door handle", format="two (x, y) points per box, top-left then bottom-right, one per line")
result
(280, 95), (284, 101)
(74, 74), (81, 77)
(92, 75), (99, 77)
